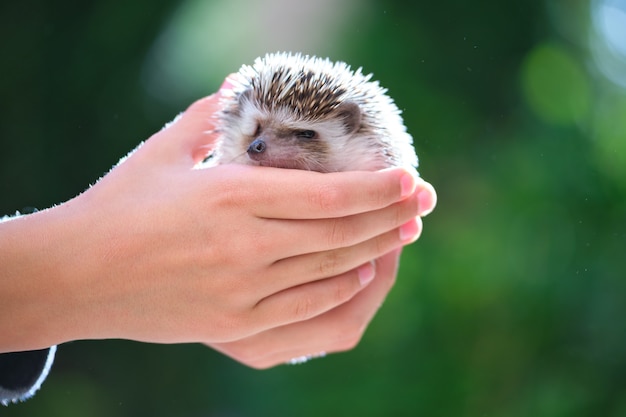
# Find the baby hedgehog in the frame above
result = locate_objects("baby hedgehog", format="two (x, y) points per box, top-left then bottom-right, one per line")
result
(209, 52), (418, 172)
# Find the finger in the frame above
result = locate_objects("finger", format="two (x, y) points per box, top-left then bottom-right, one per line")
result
(267, 218), (419, 292)
(174, 94), (224, 165)
(252, 260), (376, 332)
(257, 190), (420, 260)
(182, 75), (239, 164)
(200, 165), (419, 220)
(209, 250), (401, 369)
(142, 79), (234, 166)
(180, 75), (238, 164)
(417, 180), (437, 217)
(179, 95), (224, 164)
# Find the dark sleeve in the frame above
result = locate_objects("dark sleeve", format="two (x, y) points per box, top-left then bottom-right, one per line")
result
(0, 346), (56, 406)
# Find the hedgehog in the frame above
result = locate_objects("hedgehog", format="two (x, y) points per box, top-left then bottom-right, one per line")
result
(207, 52), (418, 173)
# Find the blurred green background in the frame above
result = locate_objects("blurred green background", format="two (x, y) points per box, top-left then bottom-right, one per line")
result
(2, 0), (626, 415)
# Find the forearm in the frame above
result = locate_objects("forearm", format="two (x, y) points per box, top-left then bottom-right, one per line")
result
(0, 202), (88, 353)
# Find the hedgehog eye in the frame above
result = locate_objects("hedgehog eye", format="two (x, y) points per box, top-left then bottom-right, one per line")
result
(295, 130), (317, 140)
(253, 123), (262, 137)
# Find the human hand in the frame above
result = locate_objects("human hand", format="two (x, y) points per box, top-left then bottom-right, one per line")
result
(208, 181), (435, 368)
(207, 247), (399, 368)
(2, 86), (435, 353)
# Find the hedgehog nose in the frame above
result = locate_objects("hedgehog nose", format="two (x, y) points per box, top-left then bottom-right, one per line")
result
(247, 138), (267, 154)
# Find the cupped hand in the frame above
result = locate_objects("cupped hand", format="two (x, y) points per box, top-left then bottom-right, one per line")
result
(209, 184), (435, 369)
(31, 88), (436, 352)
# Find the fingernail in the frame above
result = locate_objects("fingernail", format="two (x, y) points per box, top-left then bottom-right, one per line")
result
(417, 185), (436, 216)
(399, 218), (420, 243)
(400, 171), (417, 199)
(357, 261), (376, 286)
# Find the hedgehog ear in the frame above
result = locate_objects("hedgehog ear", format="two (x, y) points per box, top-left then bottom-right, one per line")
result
(335, 101), (361, 135)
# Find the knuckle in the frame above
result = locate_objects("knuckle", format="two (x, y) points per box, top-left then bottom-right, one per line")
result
(375, 233), (387, 254)
(332, 277), (358, 304)
(212, 175), (253, 210)
(370, 185), (391, 209)
(337, 336), (361, 352)
(235, 350), (258, 366)
(392, 194), (418, 227)
(224, 343), (286, 369)
(363, 175), (395, 209)
(208, 313), (242, 342)
(371, 233), (392, 259)
(293, 296), (314, 321)
(308, 183), (343, 212)
(395, 200), (409, 226)
(326, 218), (355, 247)
(318, 250), (342, 277)
(220, 343), (268, 369)
(243, 229), (272, 258)
(334, 330), (363, 352)
(315, 317), (366, 354)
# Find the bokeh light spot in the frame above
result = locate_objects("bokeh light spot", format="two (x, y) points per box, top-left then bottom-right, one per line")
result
(521, 42), (590, 126)
(590, 0), (626, 88)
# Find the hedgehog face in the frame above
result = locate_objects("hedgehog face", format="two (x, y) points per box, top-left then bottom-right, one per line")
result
(218, 90), (363, 172)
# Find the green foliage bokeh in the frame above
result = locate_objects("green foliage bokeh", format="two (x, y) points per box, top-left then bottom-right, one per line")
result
(1, 0), (625, 416)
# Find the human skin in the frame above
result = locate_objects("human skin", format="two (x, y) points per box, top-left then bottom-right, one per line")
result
(0, 88), (436, 367)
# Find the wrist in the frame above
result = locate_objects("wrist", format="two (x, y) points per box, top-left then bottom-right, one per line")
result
(0, 199), (98, 351)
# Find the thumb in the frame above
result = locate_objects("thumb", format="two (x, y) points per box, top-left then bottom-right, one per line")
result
(164, 93), (223, 165)
(144, 78), (234, 166)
